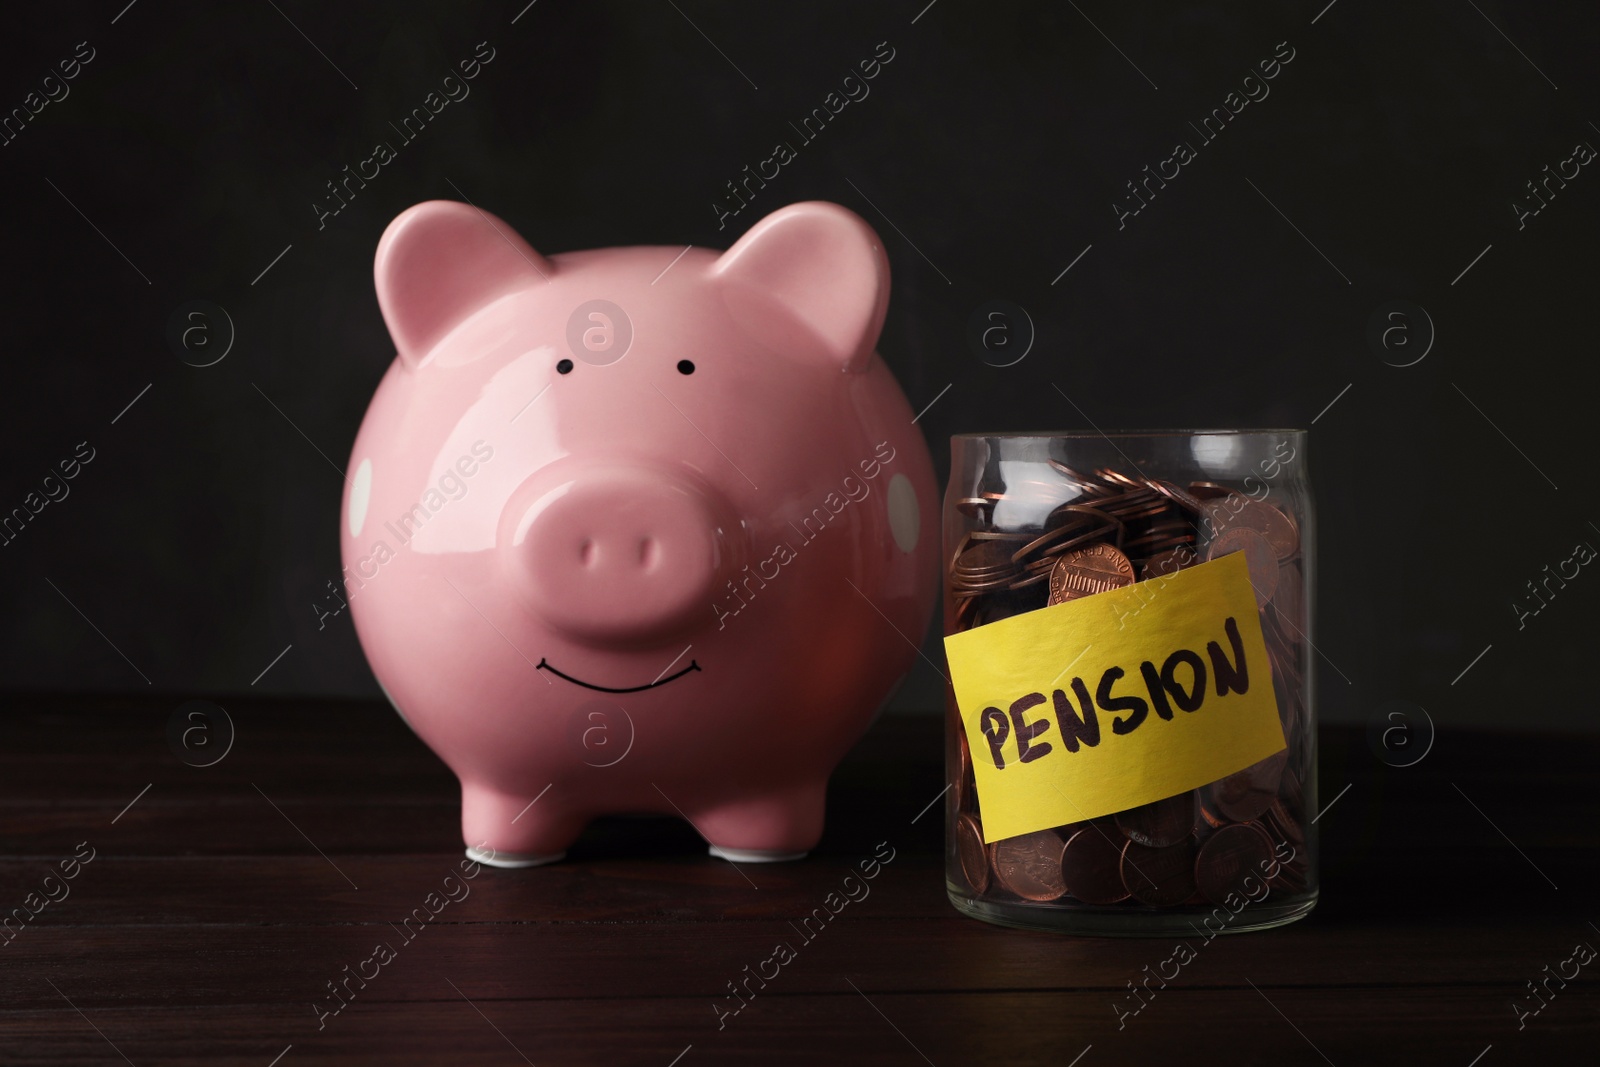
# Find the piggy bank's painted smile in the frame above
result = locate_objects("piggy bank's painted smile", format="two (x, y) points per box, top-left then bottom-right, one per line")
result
(535, 656), (702, 693)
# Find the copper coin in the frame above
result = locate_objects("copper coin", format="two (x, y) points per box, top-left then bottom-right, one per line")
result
(955, 571), (1021, 593)
(1038, 505), (1093, 532)
(1045, 503), (1125, 537)
(955, 813), (990, 894)
(1128, 517), (1193, 537)
(1257, 805), (1290, 851)
(1047, 459), (1095, 484)
(1265, 798), (1303, 850)
(1229, 499), (1300, 561)
(1196, 492), (1248, 536)
(1146, 478), (1205, 514)
(1048, 544), (1135, 605)
(1205, 527), (1278, 608)
(1198, 495), (1240, 530)
(1105, 500), (1169, 525)
(947, 532), (976, 576)
(1007, 570), (1051, 590)
(954, 497), (993, 518)
(1188, 481), (1235, 500)
(960, 567), (1025, 588)
(1103, 506), (1170, 528)
(1034, 525), (1120, 561)
(992, 830), (1068, 901)
(1142, 545), (1198, 580)
(1135, 527), (1198, 547)
(1121, 838), (1198, 907)
(1268, 560), (1304, 636)
(1009, 519), (1101, 563)
(967, 530), (1034, 542)
(1060, 826), (1130, 904)
(955, 727), (974, 799)
(1096, 486), (1159, 511)
(1272, 864), (1308, 894)
(955, 555), (1021, 575)
(1115, 791), (1197, 848)
(1271, 849), (1309, 892)
(1279, 761), (1304, 810)
(1212, 748), (1288, 823)
(1099, 468), (1144, 489)
(1125, 518), (1191, 542)
(1269, 632), (1302, 689)
(1124, 530), (1191, 552)
(1129, 518), (1196, 540)
(953, 559), (1024, 579)
(1260, 589), (1288, 647)
(1194, 822), (1274, 906)
(1275, 691), (1299, 755)
(1269, 645), (1299, 747)
(1036, 511), (1126, 556)
(1134, 536), (1197, 562)
(952, 539), (1022, 576)
(1024, 524), (1113, 566)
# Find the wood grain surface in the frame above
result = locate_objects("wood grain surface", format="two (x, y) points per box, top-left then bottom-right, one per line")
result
(1, 695), (1593, 1065)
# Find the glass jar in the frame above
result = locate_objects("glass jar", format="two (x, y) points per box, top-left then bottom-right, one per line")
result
(942, 431), (1316, 936)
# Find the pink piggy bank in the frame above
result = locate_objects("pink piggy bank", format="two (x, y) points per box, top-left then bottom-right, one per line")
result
(341, 199), (938, 867)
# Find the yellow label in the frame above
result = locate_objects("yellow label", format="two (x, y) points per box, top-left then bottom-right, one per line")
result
(944, 551), (1286, 843)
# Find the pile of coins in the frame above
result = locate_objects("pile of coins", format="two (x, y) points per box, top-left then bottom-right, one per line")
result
(947, 462), (1310, 909)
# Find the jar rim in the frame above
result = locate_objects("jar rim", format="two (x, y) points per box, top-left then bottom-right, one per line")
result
(950, 428), (1307, 440)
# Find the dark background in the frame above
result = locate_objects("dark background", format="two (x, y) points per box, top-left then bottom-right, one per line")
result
(1, 0), (1593, 730)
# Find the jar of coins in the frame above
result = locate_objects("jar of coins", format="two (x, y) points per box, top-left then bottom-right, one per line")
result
(942, 431), (1315, 935)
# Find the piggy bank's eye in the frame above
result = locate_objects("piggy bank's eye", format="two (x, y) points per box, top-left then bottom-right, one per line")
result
(677, 360), (695, 375)
(557, 359), (574, 375)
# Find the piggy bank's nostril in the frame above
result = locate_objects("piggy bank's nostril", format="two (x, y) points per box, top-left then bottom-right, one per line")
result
(576, 536), (662, 568)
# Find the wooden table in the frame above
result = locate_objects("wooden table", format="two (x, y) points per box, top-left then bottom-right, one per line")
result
(1, 696), (1594, 1064)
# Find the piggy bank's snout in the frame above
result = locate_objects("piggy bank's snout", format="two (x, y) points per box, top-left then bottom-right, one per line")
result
(509, 468), (729, 644)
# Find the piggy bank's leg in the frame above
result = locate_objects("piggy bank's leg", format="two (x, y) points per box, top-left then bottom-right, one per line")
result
(461, 782), (583, 868)
(693, 780), (826, 863)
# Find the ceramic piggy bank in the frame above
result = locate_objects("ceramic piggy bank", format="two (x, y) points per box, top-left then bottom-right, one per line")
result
(341, 199), (938, 867)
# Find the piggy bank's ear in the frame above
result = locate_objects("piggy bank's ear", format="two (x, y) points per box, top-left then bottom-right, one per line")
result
(375, 200), (553, 368)
(712, 201), (889, 373)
